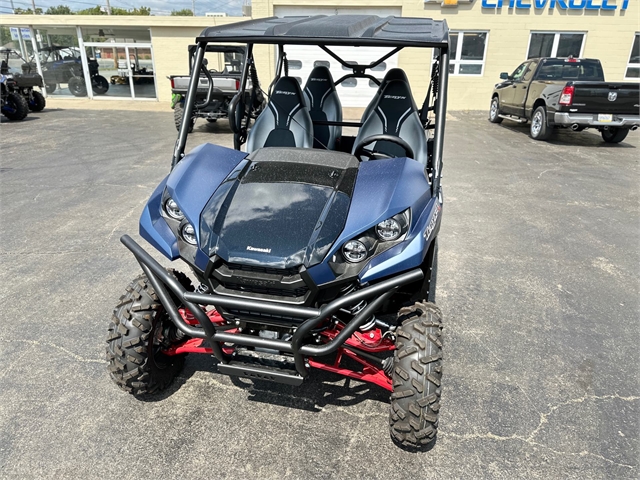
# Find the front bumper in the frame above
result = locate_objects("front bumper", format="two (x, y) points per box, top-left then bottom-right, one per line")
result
(121, 235), (423, 381)
(554, 112), (640, 128)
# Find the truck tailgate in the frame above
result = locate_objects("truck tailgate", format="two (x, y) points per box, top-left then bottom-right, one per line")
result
(172, 76), (239, 93)
(570, 82), (640, 115)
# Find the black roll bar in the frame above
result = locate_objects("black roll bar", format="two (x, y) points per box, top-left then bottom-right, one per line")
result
(120, 235), (423, 377)
(172, 42), (206, 168)
(431, 46), (449, 197)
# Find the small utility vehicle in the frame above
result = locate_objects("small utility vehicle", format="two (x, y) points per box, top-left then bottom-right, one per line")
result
(0, 47), (46, 112)
(1, 73), (29, 120)
(108, 15), (450, 449)
(169, 45), (265, 132)
(32, 46), (109, 97)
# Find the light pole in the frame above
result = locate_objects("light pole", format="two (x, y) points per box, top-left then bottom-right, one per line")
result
(192, 0), (195, 16)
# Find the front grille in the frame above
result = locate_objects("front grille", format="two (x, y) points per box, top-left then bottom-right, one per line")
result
(222, 282), (308, 298)
(211, 261), (309, 303)
(226, 263), (300, 277)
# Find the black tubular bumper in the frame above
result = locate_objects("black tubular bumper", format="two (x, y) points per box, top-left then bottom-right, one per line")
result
(121, 235), (424, 378)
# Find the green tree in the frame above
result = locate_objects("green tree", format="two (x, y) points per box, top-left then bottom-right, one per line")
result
(76, 5), (151, 15)
(14, 7), (43, 14)
(171, 8), (194, 16)
(45, 5), (74, 14)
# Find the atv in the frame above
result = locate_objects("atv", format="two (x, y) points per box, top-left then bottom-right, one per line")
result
(169, 45), (265, 133)
(108, 15), (450, 449)
(0, 47), (46, 112)
(1, 73), (29, 121)
(30, 46), (108, 97)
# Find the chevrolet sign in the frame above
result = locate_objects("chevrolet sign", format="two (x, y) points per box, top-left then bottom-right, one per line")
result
(481, 0), (629, 10)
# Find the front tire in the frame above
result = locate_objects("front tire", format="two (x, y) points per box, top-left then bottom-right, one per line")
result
(106, 272), (193, 395)
(3, 92), (29, 120)
(601, 127), (629, 144)
(488, 97), (503, 124)
(389, 302), (443, 449)
(530, 106), (552, 140)
(28, 91), (46, 112)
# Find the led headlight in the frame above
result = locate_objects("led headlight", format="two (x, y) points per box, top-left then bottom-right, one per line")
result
(181, 223), (197, 245)
(164, 197), (184, 220)
(375, 218), (401, 241)
(342, 240), (368, 263)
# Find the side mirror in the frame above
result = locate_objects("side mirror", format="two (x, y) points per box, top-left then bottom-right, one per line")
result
(500, 72), (509, 80)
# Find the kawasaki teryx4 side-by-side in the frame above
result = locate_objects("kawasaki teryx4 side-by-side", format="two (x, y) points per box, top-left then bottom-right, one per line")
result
(108, 15), (450, 449)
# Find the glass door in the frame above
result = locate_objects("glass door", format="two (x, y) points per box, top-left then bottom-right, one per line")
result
(83, 42), (156, 100)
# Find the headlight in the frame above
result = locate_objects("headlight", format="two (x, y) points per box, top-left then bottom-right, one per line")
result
(376, 218), (401, 241)
(342, 240), (367, 263)
(164, 197), (184, 220)
(181, 223), (197, 245)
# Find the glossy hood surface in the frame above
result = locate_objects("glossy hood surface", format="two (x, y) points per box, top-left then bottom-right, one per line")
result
(200, 148), (359, 269)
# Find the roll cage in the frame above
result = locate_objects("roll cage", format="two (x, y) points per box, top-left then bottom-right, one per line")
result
(172, 14), (450, 197)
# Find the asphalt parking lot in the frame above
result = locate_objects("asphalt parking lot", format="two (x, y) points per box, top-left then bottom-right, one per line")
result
(1, 108), (638, 479)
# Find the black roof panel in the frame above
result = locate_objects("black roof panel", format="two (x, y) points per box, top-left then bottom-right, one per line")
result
(198, 15), (449, 48)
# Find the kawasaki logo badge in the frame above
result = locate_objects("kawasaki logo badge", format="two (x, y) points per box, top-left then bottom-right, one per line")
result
(247, 246), (272, 253)
(608, 92), (617, 102)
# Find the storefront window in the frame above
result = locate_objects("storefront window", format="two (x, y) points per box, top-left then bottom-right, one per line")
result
(527, 32), (585, 59)
(436, 31), (487, 76)
(625, 34), (640, 79)
(33, 27), (87, 97)
(81, 27), (156, 100)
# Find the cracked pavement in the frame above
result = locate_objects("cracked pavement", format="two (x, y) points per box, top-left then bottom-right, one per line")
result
(1, 109), (638, 479)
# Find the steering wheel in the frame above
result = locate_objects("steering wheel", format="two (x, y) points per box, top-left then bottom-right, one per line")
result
(352, 134), (414, 161)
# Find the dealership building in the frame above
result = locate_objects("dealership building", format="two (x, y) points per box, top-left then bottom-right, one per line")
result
(1, 0), (638, 112)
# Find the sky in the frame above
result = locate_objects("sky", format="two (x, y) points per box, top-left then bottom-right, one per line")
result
(0, 0), (245, 16)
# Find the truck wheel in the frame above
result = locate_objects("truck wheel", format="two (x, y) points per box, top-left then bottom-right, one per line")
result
(174, 102), (195, 133)
(92, 75), (109, 95)
(68, 76), (87, 97)
(389, 301), (443, 449)
(601, 127), (629, 144)
(3, 92), (29, 120)
(106, 271), (193, 395)
(530, 106), (552, 140)
(488, 97), (503, 124)
(45, 83), (56, 94)
(28, 91), (46, 112)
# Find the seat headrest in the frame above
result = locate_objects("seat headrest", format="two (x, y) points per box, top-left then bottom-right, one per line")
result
(381, 68), (410, 85)
(371, 80), (416, 135)
(270, 76), (305, 115)
(304, 66), (336, 111)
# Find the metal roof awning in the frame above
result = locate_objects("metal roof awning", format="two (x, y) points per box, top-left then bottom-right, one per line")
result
(198, 15), (449, 48)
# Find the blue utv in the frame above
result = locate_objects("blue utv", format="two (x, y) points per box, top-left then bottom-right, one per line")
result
(107, 15), (450, 449)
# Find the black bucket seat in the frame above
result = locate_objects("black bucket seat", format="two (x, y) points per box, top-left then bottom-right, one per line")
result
(352, 79), (427, 165)
(246, 76), (313, 152)
(303, 66), (342, 149)
(360, 68), (415, 123)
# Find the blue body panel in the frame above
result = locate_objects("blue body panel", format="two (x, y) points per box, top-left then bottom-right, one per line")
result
(140, 147), (439, 286)
(361, 197), (441, 282)
(139, 177), (180, 260)
(139, 144), (247, 262)
(306, 157), (433, 285)
(165, 143), (248, 244)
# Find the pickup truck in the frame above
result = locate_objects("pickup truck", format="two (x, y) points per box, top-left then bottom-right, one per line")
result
(489, 57), (640, 143)
(169, 45), (264, 133)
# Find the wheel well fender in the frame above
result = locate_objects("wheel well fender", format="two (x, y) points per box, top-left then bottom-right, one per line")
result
(532, 99), (546, 112)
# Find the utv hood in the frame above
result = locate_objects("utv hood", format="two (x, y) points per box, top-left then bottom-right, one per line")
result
(200, 148), (359, 269)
